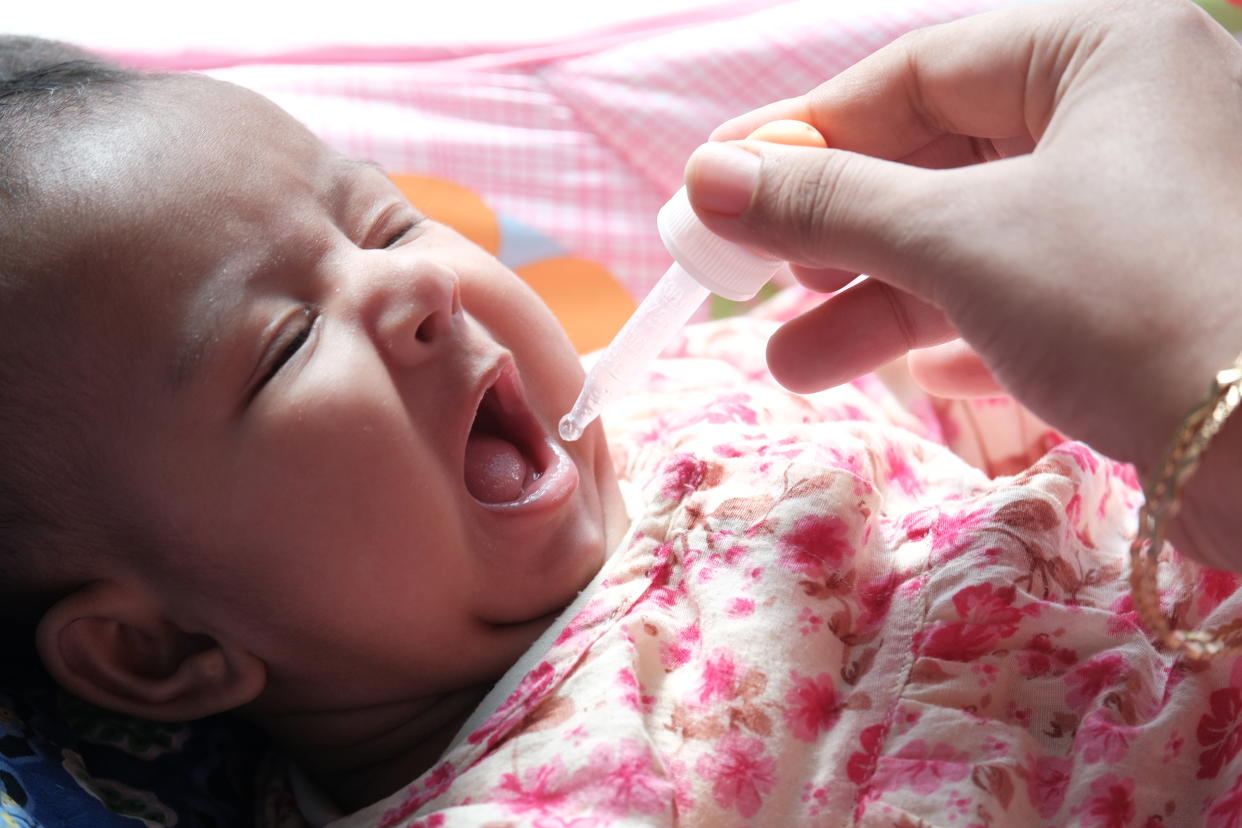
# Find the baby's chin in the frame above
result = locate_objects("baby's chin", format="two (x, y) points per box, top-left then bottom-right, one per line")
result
(478, 423), (624, 625)
(481, 537), (607, 629)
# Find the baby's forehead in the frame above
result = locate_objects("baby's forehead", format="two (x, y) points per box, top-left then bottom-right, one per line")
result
(11, 79), (300, 251)
(26, 77), (379, 308)
(62, 79), (335, 221)
(1, 74), (357, 417)
(17, 82), (320, 312)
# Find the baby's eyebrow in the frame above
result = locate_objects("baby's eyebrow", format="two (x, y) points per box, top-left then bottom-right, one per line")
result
(170, 157), (384, 392)
(170, 287), (237, 392)
(169, 266), (261, 393)
(319, 155), (391, 233)
(171, 330), (209, 389)
(333, 156), (388, 192)
(343, 155), (387, 173)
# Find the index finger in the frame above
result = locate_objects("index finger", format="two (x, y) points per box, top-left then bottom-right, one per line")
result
(711, 2), (1076, 159)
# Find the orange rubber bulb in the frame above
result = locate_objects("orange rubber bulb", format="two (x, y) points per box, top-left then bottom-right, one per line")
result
(744, 119), (828, 148)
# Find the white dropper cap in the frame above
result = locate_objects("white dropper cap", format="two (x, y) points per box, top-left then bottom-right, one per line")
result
(656, 186), (782, 301)
(557, 187), (781, 441)
(559, 119), (828, 442)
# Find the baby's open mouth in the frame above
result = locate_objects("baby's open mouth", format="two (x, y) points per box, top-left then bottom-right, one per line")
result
(464, 371), (545, 504)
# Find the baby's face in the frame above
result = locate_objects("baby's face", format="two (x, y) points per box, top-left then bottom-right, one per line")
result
(60, 78), (626, 708)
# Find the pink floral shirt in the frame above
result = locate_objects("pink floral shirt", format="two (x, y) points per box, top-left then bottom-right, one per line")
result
(274, 317), (1242, 828)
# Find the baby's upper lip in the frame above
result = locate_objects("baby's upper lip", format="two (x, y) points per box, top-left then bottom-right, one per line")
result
(460, 355), (507, 462)
(460, 354), (551, 493)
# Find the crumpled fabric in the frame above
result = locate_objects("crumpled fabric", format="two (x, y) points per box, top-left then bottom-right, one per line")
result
(299, 316), (1242, 827)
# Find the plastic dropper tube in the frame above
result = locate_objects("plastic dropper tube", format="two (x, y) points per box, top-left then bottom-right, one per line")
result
(559, 120), (828, 442)
(559, 186), (782, 441)
(559, 261), (708, 441)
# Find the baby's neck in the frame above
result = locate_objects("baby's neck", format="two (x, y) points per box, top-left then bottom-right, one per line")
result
(257, 684), (492, 814)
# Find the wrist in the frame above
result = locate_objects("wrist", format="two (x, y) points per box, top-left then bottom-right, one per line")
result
(1167, 400), (1242, 573)
(1129, 351), (1242, 658)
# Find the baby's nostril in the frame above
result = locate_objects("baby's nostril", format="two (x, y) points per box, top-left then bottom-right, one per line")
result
(415, 314), (437, 343)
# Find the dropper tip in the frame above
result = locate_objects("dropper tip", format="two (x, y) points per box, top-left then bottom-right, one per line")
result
(558, 414), (585, 442)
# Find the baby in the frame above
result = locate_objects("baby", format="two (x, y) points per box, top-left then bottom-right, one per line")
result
(0, 35), (628, 813)
(5, 37), (1242, 828)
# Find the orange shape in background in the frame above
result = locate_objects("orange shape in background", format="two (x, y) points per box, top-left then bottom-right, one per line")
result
(516, 257), (636, 354)
(389, 173), (635, 354)
(389, 173), (501, 256)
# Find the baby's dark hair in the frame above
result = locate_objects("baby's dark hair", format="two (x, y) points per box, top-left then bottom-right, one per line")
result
(0, 37), (137, 193)
(0, 36), (145, 657)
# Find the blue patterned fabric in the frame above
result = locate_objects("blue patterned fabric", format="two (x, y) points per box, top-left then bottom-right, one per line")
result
(0, 662), (263, 827)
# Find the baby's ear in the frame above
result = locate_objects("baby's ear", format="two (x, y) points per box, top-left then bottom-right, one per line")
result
(35, 580), (266, 721)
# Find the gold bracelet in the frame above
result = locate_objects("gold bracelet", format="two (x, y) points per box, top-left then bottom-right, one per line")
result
(1129, 351), (1242, 659)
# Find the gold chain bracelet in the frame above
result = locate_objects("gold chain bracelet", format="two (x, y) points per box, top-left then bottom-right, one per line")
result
(1129, 351), (1242, 659)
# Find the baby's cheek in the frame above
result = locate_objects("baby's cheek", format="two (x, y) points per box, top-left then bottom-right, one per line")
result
(472, 270), (582, 400)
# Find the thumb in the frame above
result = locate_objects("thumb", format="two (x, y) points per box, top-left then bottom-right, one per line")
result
(684, 140), (960, 294)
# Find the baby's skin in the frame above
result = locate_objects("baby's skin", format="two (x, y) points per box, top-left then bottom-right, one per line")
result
(30, 72), (628, 809)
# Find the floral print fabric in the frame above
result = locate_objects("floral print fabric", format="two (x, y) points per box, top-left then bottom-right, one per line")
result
(320, 317), (1242, 827)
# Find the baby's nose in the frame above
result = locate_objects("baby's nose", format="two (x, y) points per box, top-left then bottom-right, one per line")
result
(372, 261), (461, 363)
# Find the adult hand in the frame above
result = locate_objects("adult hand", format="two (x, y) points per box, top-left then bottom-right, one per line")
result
(684, 0), (1242, 570)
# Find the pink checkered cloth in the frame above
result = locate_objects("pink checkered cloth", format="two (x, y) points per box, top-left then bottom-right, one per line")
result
(112, 0), (1013, 302)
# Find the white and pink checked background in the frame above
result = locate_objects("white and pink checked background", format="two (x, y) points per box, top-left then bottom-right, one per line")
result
(75, 0), (1017, 299)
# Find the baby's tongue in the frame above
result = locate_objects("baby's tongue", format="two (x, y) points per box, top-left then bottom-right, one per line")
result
(464, 432), (528, 503)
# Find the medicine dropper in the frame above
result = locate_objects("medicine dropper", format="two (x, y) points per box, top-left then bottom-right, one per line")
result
(559, 120), (827, 442)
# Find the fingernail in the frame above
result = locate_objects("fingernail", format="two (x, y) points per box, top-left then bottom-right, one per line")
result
(686, 142), (761, 216)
